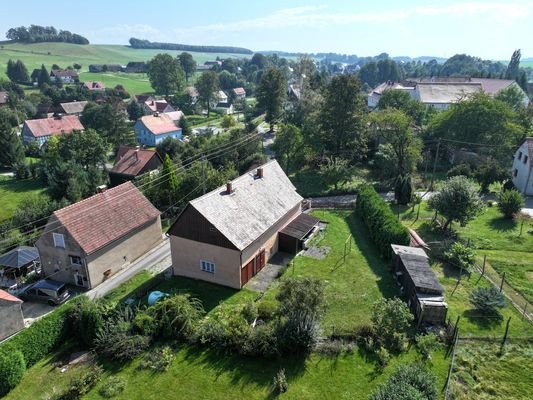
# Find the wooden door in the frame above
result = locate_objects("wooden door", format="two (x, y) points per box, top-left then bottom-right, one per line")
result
(241, 259), (253, 286)
(258, 250), (266, 271)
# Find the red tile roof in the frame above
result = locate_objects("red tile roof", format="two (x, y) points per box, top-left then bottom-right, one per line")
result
(24, 115), (85, 138)
(111, 147), (162, 176)
(53, 182), (160, 254)
(233, 87), (246, 96)
(0, 289), (22, 303)
(139, 113), (181, 135)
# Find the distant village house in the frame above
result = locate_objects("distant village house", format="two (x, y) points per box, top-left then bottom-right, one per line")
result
(21, 115), (84, 145)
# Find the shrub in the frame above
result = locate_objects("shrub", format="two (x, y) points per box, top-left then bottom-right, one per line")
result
(242, 324), (279, 358)
(241, 301), (258, 324)
(317, 340), (344, 356)
(469, 287), (506, 315)
(369, 363), (437, 400)
(132, 312), (157, 337)
(138, 346), (175, 372)
(273, 368), (288, 395)
(98, 376), (126, 398)
(497, 189), (524, 218)
(147, 294), (204, 340)
(257, 299), (278, 320)
(68, 297), (103, 347)
(197, 308), (251, 355)
(376, 346), (391, 368)
(57, 364), (103, 400)
(415, 333), (439, 360)
(371, 298), (413, 352)
(355, 185), (410, 258)
(0, 350), (25, 397)
(447, 163), (472, 178)
(275, 277), (325, 355)
(443, 242), (476, 271)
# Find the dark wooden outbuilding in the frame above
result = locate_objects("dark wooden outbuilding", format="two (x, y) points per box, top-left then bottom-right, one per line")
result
(391, 245), (447, 325)
(279, 213), (320, 254)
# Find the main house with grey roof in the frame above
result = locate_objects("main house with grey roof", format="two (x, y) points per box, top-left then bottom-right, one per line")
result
(512, 138), (533, 195)
(36, 182), (162, 289)
(168, 160), (319, 288)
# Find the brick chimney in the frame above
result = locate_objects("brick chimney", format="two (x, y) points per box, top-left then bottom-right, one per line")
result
(256, 167), (263, 178)
(226, 181), (232, 194)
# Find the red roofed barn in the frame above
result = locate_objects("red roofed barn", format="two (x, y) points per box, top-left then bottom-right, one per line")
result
(22, 115), (85, 146)
(109, 146), (163, 186)
(36, 182), (162, 289)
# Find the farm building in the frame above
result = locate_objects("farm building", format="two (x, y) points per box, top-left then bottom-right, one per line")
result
(109, 146), (163, 186)
(391, 244), (447, 325)
(168, 160), (319, 289)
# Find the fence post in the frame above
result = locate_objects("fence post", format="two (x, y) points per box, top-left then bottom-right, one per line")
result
(482, 255), (486, 276)
(500, 272), (506, 293)
(501, 317), (511, 352)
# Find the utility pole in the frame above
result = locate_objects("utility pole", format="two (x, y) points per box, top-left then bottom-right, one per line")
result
(429, 139), (441, 191)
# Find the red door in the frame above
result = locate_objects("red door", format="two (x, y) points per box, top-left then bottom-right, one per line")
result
(241, 260), (254, 285)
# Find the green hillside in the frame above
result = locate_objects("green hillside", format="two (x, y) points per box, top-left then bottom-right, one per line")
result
(0, 42), (249, 78)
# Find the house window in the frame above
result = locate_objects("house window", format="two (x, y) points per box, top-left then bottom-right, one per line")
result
(524, 155), (529, 164)
(513, 169), (518, 177)
(200, 260), (215, 273)
(518, 151), (523, 160)
(53, 233), (65, 248)
(70, 255), (82, 265)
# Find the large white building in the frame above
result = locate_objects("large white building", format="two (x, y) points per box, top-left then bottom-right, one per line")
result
(511, 138), (533, 195)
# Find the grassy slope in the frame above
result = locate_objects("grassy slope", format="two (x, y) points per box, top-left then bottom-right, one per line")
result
(0, 176), (47, 222)
(0, 42), (248, 79)
(78, 71), (152, 95)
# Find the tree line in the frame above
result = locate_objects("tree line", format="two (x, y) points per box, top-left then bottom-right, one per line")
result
(6, 25), (89, 44)
(129, 38), (252, 54)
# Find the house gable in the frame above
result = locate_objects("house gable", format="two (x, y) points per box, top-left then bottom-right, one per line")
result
(168, 204), (238, 251)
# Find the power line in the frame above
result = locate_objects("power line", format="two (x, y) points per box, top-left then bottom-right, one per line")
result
(0, 131), (264, 247)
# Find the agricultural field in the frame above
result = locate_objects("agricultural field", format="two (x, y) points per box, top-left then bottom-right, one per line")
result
(0, 42), (249, 78)
(78, 71), (152, 95)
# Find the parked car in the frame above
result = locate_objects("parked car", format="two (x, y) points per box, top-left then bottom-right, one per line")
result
(19, 279), (71, 306)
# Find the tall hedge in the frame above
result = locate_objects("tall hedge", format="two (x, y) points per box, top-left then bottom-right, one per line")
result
(0, 350), (25, 396)
(355, 185), (410, 257)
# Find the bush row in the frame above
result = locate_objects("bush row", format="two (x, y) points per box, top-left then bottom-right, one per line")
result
(355, 185), (410, 258)
(0, 297), (83, 395)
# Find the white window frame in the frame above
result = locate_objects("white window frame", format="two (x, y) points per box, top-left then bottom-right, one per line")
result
(53, 233), (65, 248)
(70, 255), (82, 265)
(200, 260), (215, 273)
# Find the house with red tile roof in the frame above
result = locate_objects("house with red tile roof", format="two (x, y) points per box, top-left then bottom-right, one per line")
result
(21, 115), (85, 145)
(232, 87), (246, 99)
(109, 146), (163, 186)
(134, 113), (182, 146)
(0, 289), (24, 341)
(35, 182), (162, 289)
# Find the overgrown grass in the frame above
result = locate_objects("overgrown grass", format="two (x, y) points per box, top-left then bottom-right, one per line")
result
(449, 341), (533, 399)
(0, 177), (47, 222)
(289, 167), (370, 197)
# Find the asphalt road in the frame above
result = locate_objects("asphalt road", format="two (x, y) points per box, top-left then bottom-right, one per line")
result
(87, 237), (171, 300)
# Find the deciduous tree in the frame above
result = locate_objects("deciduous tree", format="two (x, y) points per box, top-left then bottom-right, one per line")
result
(256, 68), (286, 131)
(147, 53), (185, 97)
(177, 52), (197, 84)
(272, 124), (304, 174)
(195, 71), (219, 117)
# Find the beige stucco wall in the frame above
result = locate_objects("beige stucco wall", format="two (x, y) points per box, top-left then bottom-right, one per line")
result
(36, 216), (89, 287)
(171, 236), (241, 289)
(86, 216), (162, 288)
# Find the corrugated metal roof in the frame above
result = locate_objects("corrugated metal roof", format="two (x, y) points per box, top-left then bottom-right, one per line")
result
(189, 160), (303, 251)
(279, 213), (320, 240)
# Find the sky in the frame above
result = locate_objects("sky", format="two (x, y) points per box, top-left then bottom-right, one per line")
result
(1, 0), (532, 60)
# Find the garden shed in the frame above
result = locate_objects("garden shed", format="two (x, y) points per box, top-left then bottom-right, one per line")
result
(391, 244), (448, 325)
(278, 213), (320, 254)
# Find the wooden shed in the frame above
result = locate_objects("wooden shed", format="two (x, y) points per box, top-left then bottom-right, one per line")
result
(278, 213), (320, 254)
(391, 244), (448, 325)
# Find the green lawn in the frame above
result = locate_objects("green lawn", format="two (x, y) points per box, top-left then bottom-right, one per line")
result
(289, 167), (370, 197)
(0, 177), (47, 222)
(401, 202), (533, 309)
(78, 71), (152, 95)
(449, 341), (533, 399)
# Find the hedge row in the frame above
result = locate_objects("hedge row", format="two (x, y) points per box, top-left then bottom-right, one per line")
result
(355, 185), (410, 258)
(0, 297), (82, 395)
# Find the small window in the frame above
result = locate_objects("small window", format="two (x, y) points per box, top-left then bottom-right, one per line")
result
(514, 169), (518, 177)
(200, 260), (215, 273)
(70, 255), (82, 265)
(518, 151), (523, 160)
(524, 155), (529, 164)
(53, 233), (65, 248)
